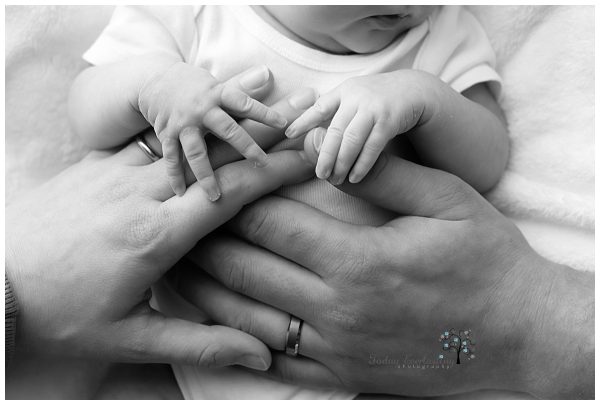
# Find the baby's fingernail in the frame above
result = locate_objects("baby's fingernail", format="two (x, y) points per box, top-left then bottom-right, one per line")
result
(254, 154), (270, 168)
(240, 65), (269, 90)
(207, 190), (221, 202)
(174, 185), (186, 196)
(330, 176), (344, 186)
(285, 125), (298, 138)
(316, 167), (331, 180)
(275, 116), (288, 128)
(288, 88), (317, 110)
(348, 173), (359, 183)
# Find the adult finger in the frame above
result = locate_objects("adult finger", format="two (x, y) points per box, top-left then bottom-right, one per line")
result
(116, 307), (271, 370)
(204, 108), (269, 167)
(119, 88), (318, 200)
(157, 149), (315, 261)
(179, 127), (221, 201)
(304, 129), (484, 219)
(227, 196), (372, 276)
(176, 268), (329, 360)
(260, 352), (342, 390)
(188, 232), (328, 319)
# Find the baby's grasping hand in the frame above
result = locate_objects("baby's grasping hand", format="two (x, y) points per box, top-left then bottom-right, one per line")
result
(285, 71), (429, 184)
(138, 63), (287, 199)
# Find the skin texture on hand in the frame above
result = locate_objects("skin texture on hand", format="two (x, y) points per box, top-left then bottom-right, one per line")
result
(5, 75), (318, 373)
(138, 63), (288, 197)
(175, 128), (593, 399)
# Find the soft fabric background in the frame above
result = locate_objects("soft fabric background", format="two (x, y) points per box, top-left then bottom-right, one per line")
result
(5, 5), (594, 399)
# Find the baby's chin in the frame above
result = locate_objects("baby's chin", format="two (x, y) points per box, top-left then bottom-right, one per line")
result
(342, 31), (404, 54)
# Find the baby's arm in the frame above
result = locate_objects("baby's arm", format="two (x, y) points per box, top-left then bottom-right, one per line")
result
(286, 70), (508, 193)
(69, 53), (177, 149)
(69, 54), (287, 198)
(406, 79), (508, 193)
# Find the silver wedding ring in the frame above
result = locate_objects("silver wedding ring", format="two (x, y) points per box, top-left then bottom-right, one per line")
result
(135, 134), (160, 162)
(285, 315), (303, 357)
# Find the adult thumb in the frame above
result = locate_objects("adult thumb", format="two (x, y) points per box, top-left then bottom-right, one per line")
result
(118, 312), (272, 370)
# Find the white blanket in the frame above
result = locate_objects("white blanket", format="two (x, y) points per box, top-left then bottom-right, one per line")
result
(6, 5), (594, 272)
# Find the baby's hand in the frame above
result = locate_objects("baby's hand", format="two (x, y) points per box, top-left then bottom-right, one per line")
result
(138, 63), (287, 199)
(285, 71), (428, 184)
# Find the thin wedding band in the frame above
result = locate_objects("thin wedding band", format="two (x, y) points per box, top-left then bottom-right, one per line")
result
(135, 134), (160, 162)
(285, 315), (303, 357)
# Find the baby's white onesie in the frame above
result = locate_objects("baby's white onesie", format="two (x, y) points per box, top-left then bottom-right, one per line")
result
(84, 5), (501, 399)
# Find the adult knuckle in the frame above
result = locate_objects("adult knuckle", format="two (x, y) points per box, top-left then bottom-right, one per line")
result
(432, 173), (473, 211)
(122, 207), (169, 255)
(214, 168), (240, 195)
(322, 303), (364, 333)
(195, 341), (223, 368)
(232, 310), (258, 337)
(237, 203), (276, 245)
(222, 254), (252, 293)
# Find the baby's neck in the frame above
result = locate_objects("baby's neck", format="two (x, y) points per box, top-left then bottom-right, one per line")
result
(250, 6), (352, 55)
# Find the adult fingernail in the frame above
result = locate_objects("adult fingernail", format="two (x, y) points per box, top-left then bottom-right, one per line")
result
(288, 88), (317, 110)
(238, 355), (269, 371)
(312, 128), (326, 153)
(240, 65), (269, 90)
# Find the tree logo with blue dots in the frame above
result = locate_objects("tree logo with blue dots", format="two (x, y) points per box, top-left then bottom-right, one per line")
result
(438, 329), (475, 364)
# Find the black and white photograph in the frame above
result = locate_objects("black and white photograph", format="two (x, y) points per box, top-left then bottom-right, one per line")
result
(4, 3), (595, 400)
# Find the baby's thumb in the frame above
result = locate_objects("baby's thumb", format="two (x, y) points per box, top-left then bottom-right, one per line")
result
(118, 314), (271, 370)
(302, 127), (327, 166)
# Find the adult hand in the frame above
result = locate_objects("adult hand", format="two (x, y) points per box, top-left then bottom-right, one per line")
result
(176, 128), (594, 399)
(5, 69), (318, 371)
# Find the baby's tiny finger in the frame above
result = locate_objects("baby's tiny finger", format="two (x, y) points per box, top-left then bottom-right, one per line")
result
(221, 87), (287, 129)
(315, 107), (354, 179)
(180, 127), (221, 201)
(348, 121), (391, 184)
(285, 92), (339, 139)
(204, 108), (269, 167)
(330, 112), (373, 185)
(162, 135), (186, 196)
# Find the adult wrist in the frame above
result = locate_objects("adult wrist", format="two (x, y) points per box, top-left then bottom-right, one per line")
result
(512, 255), (594, 398)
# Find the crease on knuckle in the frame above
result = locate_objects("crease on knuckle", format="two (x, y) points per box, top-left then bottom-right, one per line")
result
(184, 144), (207, 163)
(222, 253), (253, 293)
(430, 174), (473, 217)
(237, 203), (276, 246)
(195, 340), (222, 368)
(219, 120), (239, 142)
(123, 206), (169, 257)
